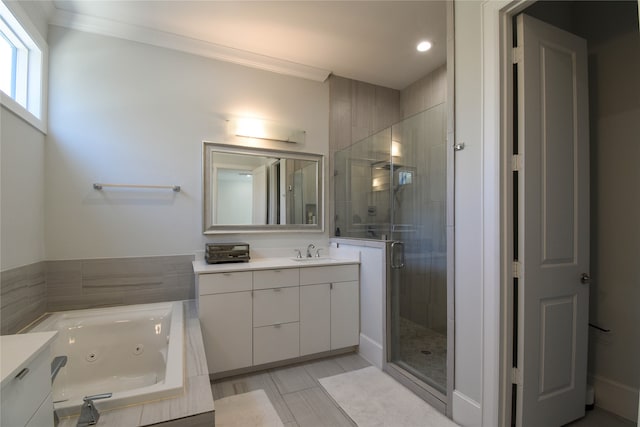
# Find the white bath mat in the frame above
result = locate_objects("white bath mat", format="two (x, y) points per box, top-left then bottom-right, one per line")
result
(214, 389), (284, 427)
(319, 366), (459, 427)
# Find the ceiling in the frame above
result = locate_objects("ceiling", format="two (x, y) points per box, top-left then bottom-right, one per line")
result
(50, 1), (447, 90)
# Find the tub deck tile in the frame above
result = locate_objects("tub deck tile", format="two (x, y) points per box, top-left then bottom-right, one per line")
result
(140, 375), (214, 425)
(56, 300), (214, 427)
(58, 403), (143, 427)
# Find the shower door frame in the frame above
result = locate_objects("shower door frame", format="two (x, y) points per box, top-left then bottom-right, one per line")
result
(381, 0), (455, 418)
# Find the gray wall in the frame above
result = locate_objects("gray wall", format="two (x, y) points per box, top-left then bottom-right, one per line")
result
(328, 76), (401, 237)
(400, 65), (447, 120)
(582, 2), (640, 420)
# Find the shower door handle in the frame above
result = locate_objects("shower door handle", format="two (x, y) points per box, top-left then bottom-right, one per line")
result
(391, 241), (405, 269)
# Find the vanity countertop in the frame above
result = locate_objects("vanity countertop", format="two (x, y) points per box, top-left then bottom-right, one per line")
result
(192, 257), (359, 274)
(0, 331), (57, 388)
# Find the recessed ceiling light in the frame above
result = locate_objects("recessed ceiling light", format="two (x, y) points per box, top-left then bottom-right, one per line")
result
(417, 41), (432, 52)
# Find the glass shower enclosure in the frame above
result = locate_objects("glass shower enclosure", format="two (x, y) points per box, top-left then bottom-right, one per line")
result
(334, 103), (449, 403)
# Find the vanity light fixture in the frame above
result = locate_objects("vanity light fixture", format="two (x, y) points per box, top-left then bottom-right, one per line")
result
(227, 117), (305, 144)
(416, 40), (432, 52)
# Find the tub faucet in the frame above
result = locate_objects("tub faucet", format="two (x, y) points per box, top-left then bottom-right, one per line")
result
(306, 244), (315, 258)
(77, 393), (112, 427)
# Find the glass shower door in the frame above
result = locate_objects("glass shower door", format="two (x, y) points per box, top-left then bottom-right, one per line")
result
(388, 104), (448, 396)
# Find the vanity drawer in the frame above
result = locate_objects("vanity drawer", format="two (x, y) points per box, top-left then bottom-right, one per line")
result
(253, 322), (300, 365)
(198, 271), (252, 295)
(253, 287), (299, 327)
(253, 268), (299, 290)
(1, 347), (52, 427)
(299, 264), (359, 285)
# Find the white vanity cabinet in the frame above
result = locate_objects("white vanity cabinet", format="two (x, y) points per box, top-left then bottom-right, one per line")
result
(1, 332), (58, 427)
(194, 259), (359, 376)
(300, 264), (360, 355)
(252, 270), (300, 365)
(197, 271), (253, 373)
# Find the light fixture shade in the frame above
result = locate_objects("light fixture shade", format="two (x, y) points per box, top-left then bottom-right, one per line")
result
(227, 117), (305, 144)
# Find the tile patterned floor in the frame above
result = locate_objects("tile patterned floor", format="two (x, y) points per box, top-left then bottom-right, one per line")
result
(211, 353), (637, 427)
(211, 354), (369, 427)
(565, 407), (636, 427)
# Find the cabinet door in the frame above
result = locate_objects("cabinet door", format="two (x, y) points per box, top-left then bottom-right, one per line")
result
(300, 284), (330, 356)
(25, 393), (53, 427)
(331, 281), (360, 350)
(199, 292), (252, 374)
(1, 347), (51, 427)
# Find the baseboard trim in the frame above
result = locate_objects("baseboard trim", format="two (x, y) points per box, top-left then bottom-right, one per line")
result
(589, 374), (639, 422)
(358, 333), (383, 369)
(452, 390), (481, 427)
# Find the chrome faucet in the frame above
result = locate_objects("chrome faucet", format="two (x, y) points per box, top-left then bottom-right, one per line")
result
(77, 393), (112, 427)
(306, 244), (315, 258)
(294, 249), (302, 259)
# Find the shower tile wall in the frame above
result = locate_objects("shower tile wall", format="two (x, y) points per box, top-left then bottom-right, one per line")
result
(0, 262), (47, 334)
(329, 66), (448, 334)
(329, 75), (400, 237)
(393, 105), (447, 335)
(400, 65), (447, 119)
(398, 66), (448, 334)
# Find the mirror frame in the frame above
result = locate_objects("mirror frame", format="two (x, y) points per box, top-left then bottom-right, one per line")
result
(202, 142), (324, 234)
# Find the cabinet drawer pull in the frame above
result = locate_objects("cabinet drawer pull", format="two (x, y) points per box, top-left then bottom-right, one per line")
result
(273, 323), (282, 328)
(273, 288), (282, 292)
(273, 270), (281, 273)
(15, 367), (30, 380)
(223, 273), (232, 276)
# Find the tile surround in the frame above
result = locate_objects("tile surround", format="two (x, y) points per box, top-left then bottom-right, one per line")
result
(46, 255), (195, 312)
(0, 255), (195, 334)
(0, 261), (47, 334)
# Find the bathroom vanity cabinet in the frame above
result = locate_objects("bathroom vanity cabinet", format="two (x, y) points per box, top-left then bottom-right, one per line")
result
(193, 259), (360, 375)
(1, 332), (58, 427)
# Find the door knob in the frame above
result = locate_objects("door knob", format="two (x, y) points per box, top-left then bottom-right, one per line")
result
(580, 273), (591, 284)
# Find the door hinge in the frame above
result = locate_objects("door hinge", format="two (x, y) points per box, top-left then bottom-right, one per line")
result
(512, 261), (522, 279)
(512, 367), (522, 385)
(512, 154), (523, 172)
(512, 47), (522, 64)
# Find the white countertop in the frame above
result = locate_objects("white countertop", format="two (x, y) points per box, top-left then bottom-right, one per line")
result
(193, 257), (359, 274)
(1, 331), (57, 388)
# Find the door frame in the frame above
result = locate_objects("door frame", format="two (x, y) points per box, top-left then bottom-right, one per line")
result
(480, 2), (639, 426)
(477, 1), (538, 426)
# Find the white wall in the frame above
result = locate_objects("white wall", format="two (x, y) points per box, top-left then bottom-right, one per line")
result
(45, 26), (329, 260)
(0, 108), (46, 270)
(452, 1), (484, 424)
(0, 1), (49, 271)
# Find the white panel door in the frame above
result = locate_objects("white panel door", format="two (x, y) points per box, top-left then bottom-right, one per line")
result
(516, 14), (590, 427)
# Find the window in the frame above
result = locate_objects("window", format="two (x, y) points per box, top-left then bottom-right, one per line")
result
(0, 0), (46, 130)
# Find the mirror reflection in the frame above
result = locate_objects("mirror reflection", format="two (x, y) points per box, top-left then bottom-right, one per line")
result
(203, 143), (323, 233)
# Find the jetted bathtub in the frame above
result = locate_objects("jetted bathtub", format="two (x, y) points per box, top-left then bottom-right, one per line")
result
(28, 301), (184, 416)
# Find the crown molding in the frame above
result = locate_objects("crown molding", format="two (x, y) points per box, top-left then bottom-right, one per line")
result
(49, 9), (332, 83)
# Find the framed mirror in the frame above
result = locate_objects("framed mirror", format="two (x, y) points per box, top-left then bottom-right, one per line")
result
(203, 142), (324, 233)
